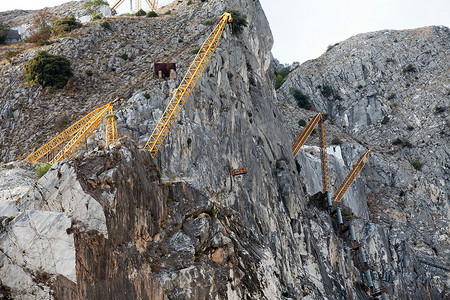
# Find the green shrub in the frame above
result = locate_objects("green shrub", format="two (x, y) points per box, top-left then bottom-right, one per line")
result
(320, 85), (334, 97)
(120, 53), (129, 60)
(0, 22), (9, 44)
(435, 106), (446, 114)
(92, 15), (102, 20)
(410, 158), (423, 171)
(146, 11), (158, 17)
(290, 88), (312, 110)
(144, 92), (150, 99)
(101, 21), (111, 29)
(52, 16), (82, 36)
(25, 51), (73, 89)
(225, 9), (248, 34)
(274, 67), (291, 90)
(357, 84), (363, 89)
(392, 138), (412, 148)
(326, 43), (338, 52)
(403, 64), (416, 73)
(381, 116), (389, 125)
(135, 9), (146, 16)
(36, 163), (51, 177)
(331, 137), (342, 145)
(84, 0), (109, 18)
(387, 93), (395, 100)
(85, 69), (93, 76)
(298, 119), (306, 127)
(406, 126), (414, 131)
(164, 10), (172, 15)
(187, 0), (192, 4)
(399, 190), (405, 197)
(203, 20), (215, 26)
(187, 137), (192, 147)
(5, 51), (21, 61)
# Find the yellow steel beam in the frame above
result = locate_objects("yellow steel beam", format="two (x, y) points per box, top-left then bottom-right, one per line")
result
(111, 0), (126, 11)
(318, 117), (329, 193)
(144, 0), (158, 11)
(332, 150), (371, 202)
(145, 12), (232, 159)
(50, 105), (111, 165)
(106, 106), (118, 146)
(24, 104), (110, 163)
(292, 113), (322, 157)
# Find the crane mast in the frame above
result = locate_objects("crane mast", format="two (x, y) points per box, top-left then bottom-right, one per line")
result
(145, 12), (233, 159)
(292, 112), (329, 193)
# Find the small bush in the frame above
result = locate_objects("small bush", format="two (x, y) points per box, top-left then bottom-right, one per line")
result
(84, 0), (109, 18)
(5, 51), (21, 61)
(146, 11), (158, 17)
(187, 137), (192, 147)
(326, 43), (339, 52)
(387, 93), (395, 100)
(92, 15), (102, 20)
(320, 85), (334, 98)
(403, 64), (416, 73)
(85, 69), (93, 76)
(298, 119), (306, 127)
(187, 0), (192, 4)
(52, 16), (82, 36)
(331, 137), (342, 145)
(226, 9), (248, 35)
(144, 92), (150, 99)
(410, 158), (423, 171)
(36, 163), (51, 177)
(357, 84), (363, 89)
(203, 20), (214, 26)
(164, 10), (172, 15)
(101, 21), (111, 30)
(381, 116), (389, 125)
(399, 190), (405, 197)
(135, 9), (146, 16)
(290, 88), (312, 110)
(25, 51), (73, 89)
(274, 67), (291, 90)
(435, 106), (446, 114)
(5, 164), (15, 169)
(191, 48), (200, 55)
(392, 138), (402, 145)
(120, 53), (129, 60)
(406, 126), (414, 131)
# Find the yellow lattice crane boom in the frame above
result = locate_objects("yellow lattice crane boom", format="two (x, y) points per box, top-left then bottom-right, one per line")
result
(25, 98), (119, 165)
(24, 103), (110, 163)
(292, 112), (329, 192)
(145, 12), (233, 159)
(111, 0), (158, 12)
(332, 150), (371, 202)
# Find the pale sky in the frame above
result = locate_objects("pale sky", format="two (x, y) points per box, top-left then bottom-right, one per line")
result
(1, 0), (449, 64)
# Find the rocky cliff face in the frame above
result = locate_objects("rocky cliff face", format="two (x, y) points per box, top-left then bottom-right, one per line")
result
(0, 0), (448, 299)
(278, 26), (449, 299)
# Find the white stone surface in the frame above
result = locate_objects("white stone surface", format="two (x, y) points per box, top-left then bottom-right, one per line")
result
(19, 163), (108, 237)
(0, 210), (76, 281)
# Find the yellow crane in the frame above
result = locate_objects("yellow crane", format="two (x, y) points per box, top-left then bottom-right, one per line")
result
(332, 149), (371, 202)
(292, 112), (329, 193)
(25, 98), (119, 164)
(145, 12), (233, 159)
(111, 0), (158, 13)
